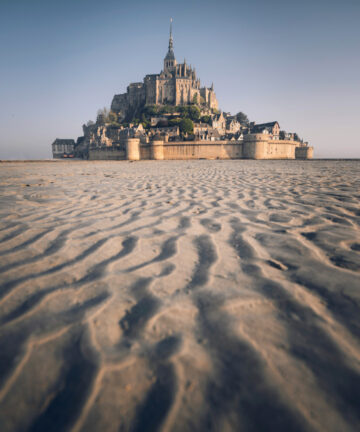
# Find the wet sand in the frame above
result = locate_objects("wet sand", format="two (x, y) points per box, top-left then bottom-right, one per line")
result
(0, 160), (359, 432)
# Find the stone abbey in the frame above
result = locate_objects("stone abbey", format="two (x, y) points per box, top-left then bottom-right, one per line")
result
(52, 21), (313, 161)
(111, 20), (218, 120)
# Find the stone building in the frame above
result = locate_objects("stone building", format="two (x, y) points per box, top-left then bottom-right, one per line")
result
(211, 112), (226, 135)
(251, 121), (280, 139)
(226, 117), (241, 134)
(111, 20), (218, 120)
(51, 139), (75, 158)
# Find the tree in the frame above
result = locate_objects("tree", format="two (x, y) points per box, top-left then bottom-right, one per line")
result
(178, 106), (189, 117)
(201, 115), (211, 124)
(192, 93), (199, 105)
(188, 105), (200, 121)
(86, 120), (95, 127)
(294, 133), (300, 142)
(279, 130), (286, 140)
(159, 105), (175, 114)
(97, 107), (109, 118)
(143, 105), (159, 117)
(180, 118), (194, 135)
(235, 112), (249, 125)
(169, 118), (181, 126)
(108, 111), (118, 124)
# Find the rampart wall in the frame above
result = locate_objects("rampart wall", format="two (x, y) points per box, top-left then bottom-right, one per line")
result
(89, 146), (126, 160)
(87, 134), (313, 161)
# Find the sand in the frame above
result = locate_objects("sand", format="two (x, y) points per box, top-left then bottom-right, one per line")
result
(0, 159), (359, 432)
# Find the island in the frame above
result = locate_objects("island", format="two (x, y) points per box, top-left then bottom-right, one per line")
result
(52, 21), (313, 161)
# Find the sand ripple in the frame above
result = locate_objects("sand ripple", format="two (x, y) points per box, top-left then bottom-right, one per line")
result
(0, 160), (359, 431)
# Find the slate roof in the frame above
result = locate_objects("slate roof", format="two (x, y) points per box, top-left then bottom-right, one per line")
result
(165, 49), (175, 60)
(251, 121), (279, 132)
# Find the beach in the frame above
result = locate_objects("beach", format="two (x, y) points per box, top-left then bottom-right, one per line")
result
(0, 159), (359, 431)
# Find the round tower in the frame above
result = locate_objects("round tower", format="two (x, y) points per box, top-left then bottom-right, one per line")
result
(125, 138), (140, 161)
(151, 134), (164, 160)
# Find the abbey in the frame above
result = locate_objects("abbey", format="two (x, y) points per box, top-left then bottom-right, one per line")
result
(111, 20), (218, 119)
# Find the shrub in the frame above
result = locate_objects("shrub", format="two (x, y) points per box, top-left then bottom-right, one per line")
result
(180, 118), (194, 135)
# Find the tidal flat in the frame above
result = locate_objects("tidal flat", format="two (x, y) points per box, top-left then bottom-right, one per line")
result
(0, 159), (359, 431)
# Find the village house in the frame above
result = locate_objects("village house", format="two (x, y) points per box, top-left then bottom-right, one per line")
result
(226, 117), (241, 134)
(251, 121), (280, 139)
(211, 112), (226, 135)
(51, 139), (75, 158)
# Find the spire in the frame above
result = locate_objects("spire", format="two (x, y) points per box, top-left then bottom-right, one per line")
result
(164, 18), (176, 71)
(169, 18), (173, 51)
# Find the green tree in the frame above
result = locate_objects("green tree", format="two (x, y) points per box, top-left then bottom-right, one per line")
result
(188, 105), (200, 121)
(235, 111), (249, 125)
(180, 118), (194, 135)
(169, 118), (181, 126)
(143, 105), (159, 117)
(201, 115), (211, 124)
(159, 105), (175, 114)
(192, 93), (198, 105)
(178, 106), (189, 117)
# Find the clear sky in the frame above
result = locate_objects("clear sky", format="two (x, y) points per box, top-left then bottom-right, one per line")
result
(0, 0), (359, 159)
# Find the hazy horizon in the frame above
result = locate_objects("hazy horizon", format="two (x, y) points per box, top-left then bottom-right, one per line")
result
(1, 0), (359, 159)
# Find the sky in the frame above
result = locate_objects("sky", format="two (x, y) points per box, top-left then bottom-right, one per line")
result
(0, 0), (359, 159)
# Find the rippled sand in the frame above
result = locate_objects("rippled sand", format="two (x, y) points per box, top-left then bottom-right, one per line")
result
(0, 160), (359, 432)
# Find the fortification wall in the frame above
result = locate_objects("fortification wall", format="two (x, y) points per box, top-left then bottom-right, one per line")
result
(89, 146), (126, 160)
(242, 134), (303, 159)
(87, 136), (312, 161)
(140, 143), (151, 160)
(295, 146), (314, 159)
(162, 141), (242, 160)
(265, 140), (298, 159)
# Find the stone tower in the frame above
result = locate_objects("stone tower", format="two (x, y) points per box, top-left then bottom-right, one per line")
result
(164, 18), (177, 73)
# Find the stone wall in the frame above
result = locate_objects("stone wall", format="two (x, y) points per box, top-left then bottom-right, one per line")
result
(89, 146), (126, 160)
(295, 146), (314, 160)
(162, 141), (242, 160)
(242, 134), (308, 160)
(86, 134), (313, 161)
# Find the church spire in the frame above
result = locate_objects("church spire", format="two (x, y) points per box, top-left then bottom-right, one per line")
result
(164, 18), (176, 72)
(169, 18), (173, 51)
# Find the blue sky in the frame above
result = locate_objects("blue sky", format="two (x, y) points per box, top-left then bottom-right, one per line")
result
(0, 0), (359, 158)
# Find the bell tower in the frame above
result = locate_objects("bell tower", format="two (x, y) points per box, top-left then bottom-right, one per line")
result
(164, 18), (177, 73)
